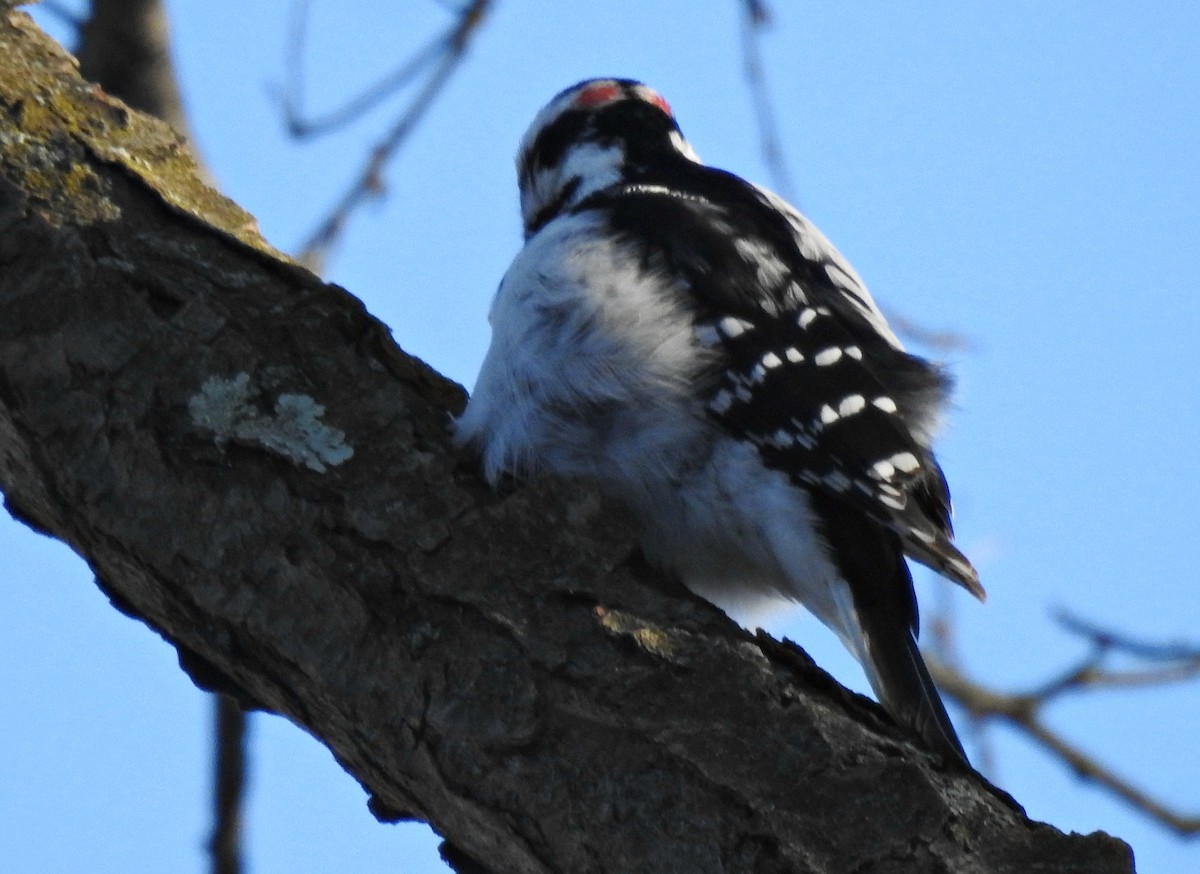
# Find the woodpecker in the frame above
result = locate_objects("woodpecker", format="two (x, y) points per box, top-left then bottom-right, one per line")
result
(456, 78), (983, 762)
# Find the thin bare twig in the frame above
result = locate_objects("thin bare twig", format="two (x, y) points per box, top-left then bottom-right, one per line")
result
(738, 0), (796, 202)
(926, 612), (1200, 835)
(291, 0), (491, 272)
(737, 3), (974, 355)
(881, 309), (974, 354)
(39, 1), (84, 28)
(1056, 609), (1200, 662)
(932, 656), (1200, 836)
(281, 0), (454, 139)
(209, 695), (249, 874)
(1014, 612), (1200, 703)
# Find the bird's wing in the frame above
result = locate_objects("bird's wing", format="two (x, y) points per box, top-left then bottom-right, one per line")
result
(588, 178), (981, 598)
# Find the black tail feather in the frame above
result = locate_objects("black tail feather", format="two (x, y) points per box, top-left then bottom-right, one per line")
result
(865, 616), (968, 764)
(809, 491), (969, 765)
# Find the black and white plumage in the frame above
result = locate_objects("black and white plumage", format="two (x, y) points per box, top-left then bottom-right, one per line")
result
(456, 79), (984, 763)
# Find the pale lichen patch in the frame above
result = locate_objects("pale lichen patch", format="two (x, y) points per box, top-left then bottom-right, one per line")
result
(188, 373), (354, 473)
(0, 125), (120, 225)
(595, 606), (685, 661)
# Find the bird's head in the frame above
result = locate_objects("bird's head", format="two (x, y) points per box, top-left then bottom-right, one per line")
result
(516, 78), (700, 238)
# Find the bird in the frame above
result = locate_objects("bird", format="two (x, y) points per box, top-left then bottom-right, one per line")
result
(455, 78), (983, 763)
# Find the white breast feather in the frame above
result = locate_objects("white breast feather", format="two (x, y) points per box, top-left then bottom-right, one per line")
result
(457, 212), (708, 482)
(456, 212), (861, 646)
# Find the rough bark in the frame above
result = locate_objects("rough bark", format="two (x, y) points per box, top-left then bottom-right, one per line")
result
(73, 5), (243, 872)
(0, 11), (1135, 874)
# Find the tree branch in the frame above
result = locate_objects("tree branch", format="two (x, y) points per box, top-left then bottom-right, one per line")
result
(0, 11), (1134, 872)
(209, 695), (248, 874)
(73, 3), (239, 870)
(928, 620), (1200, 838)
(76, 0), (192, 141)
(737, 0), (796, 203)
(289, 0), (492, 272)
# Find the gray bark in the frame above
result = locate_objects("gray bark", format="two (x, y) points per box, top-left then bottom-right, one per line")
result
(0, 11), (1135, 873)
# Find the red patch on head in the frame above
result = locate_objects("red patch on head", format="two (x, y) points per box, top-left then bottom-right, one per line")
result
(574, 82), (623, 108)
(647, 93), (672, 116)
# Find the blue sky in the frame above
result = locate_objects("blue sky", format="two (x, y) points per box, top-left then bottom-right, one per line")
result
(4, 2), (1198, 872)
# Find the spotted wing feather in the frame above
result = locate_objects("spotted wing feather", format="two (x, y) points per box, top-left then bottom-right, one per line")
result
(586, 180), (980, 598)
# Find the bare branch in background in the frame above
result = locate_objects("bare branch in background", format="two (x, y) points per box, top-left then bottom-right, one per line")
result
(76, 0), (192, 141)
(38, 1), (82, 28)
(738, 2), (974, 356)
(281, 0), (451, 139)
(882, 308), (974, 354)
(209, 696), (249, 874)
(1054, 610), (1200, 664)
(743, 0), (1186, 820)
(927, 611), (1200, 837)
(288, 0), (492, 272)
(738, 0), (796, 202)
